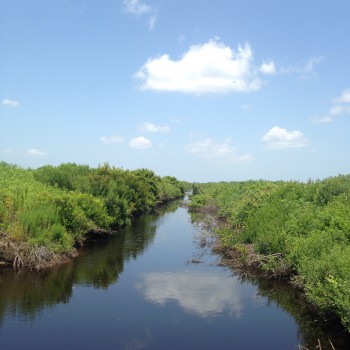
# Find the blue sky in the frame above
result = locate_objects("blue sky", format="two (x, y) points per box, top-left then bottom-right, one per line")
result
(1, 0), (349, 182)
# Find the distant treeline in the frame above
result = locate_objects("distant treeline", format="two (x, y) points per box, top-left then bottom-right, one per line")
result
(0, 162), (188, 268)
(189, 176), (350, 333)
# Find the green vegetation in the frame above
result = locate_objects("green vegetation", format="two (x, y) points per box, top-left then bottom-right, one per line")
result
(0, 162), (186, 269)
(189, 176), (350, 332)
(0, 208), (165, 324)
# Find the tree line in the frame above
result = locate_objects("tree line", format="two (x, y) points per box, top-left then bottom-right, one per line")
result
(0, 162), (188, 268)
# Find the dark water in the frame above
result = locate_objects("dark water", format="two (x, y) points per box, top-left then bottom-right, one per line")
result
(0, 202), (349, 350)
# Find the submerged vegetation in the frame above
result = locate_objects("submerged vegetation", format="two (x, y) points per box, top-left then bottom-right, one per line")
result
(0, 162), (186, 269)
(189, 176), (350, 333)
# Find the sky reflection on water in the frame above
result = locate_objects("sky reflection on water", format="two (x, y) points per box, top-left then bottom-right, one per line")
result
(1, 204), (350, 349)
(138, 271), (243, 319)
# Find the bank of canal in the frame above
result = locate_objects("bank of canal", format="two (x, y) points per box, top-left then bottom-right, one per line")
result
(0, 201), (349, 349)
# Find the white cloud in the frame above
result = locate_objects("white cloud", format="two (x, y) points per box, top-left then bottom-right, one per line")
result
(129, 136), (152, 149)
(137, 271), (244, 318)
(123, 0), (151, 15)
(100, 135), (124, 144)
(333, 89), (350, 104)
(135, 39), (262, 94)
(139, 122), (170, 133)
(303, 57), (323, 73)
(312, 88), (350, 123)
(330, 105), (350, 116)
(185, 137), (253, 162)
(260, 60), (276, 75)
(278, 56), (323, 79)
(2, 98), (19, 108)
(241, 104), (252, 110)
(299, 57), (323, 80)
(26, 148), (48, 157)
(329, 105), (344, 116)
(262, 126), (309, 149)
(148, 14), (157, 31)
(311, 115), (333, 124)
(123, 0), (157, 30)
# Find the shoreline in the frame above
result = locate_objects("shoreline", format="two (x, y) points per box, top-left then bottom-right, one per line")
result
(191, 205), (347, 335)
(0, 199), (183, 271)
(0, 228), (116, 271)
(192, 207), (293, 279)
(0, 235), (77, 271)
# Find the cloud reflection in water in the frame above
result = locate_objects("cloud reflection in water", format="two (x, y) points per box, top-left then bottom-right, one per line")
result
(137, 271), (243, 318)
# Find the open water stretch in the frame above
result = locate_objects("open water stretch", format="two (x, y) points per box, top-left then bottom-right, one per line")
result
(0, 201), (349, 349)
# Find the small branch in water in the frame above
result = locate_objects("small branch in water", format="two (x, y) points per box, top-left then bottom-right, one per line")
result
(186, 258), (202, 264)
(13, 254), (23, 271)
(299, 339), (336, 350)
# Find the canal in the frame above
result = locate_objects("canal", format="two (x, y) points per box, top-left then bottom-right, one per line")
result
(0, 201), (349, 349)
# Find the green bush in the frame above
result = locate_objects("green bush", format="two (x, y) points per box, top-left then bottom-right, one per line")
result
(191, 176), (350, 332)
(157, 176), (184, 202)
(20, 204), (59, 238)
(187, 194), (209, 211)
(0, 162), (185, 258)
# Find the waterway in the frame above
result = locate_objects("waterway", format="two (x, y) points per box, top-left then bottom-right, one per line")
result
(0, 201), (349, 349)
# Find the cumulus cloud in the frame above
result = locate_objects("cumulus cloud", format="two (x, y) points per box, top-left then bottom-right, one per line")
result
(262, 126), (309, 149)
(260, 60), (276, 75)
(185, 137), (253, 162)
(26, 148), (48, 157)
(123, 0), (157, 30)
(137, 271), (244, 318)
(100, 135), (124, 144)
(139, 122), (170, 133)
(135, 39), (262, 94)
(135, 38), (322, 93)
(2, 98), (19, 108)
(129, 136), (152, 149)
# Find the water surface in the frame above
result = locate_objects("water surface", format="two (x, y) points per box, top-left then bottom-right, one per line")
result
(0, 202), (349, 349)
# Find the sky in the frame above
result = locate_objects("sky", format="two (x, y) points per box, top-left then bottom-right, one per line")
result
(1, 0), (350, 182)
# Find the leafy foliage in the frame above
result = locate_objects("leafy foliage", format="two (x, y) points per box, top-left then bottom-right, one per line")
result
(190, 175), (350, 332)
(0, 162), (185, 266)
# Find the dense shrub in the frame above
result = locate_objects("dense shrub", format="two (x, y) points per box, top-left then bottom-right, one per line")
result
(0, 162), (185, 264)
(190, 176), (350, 332)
